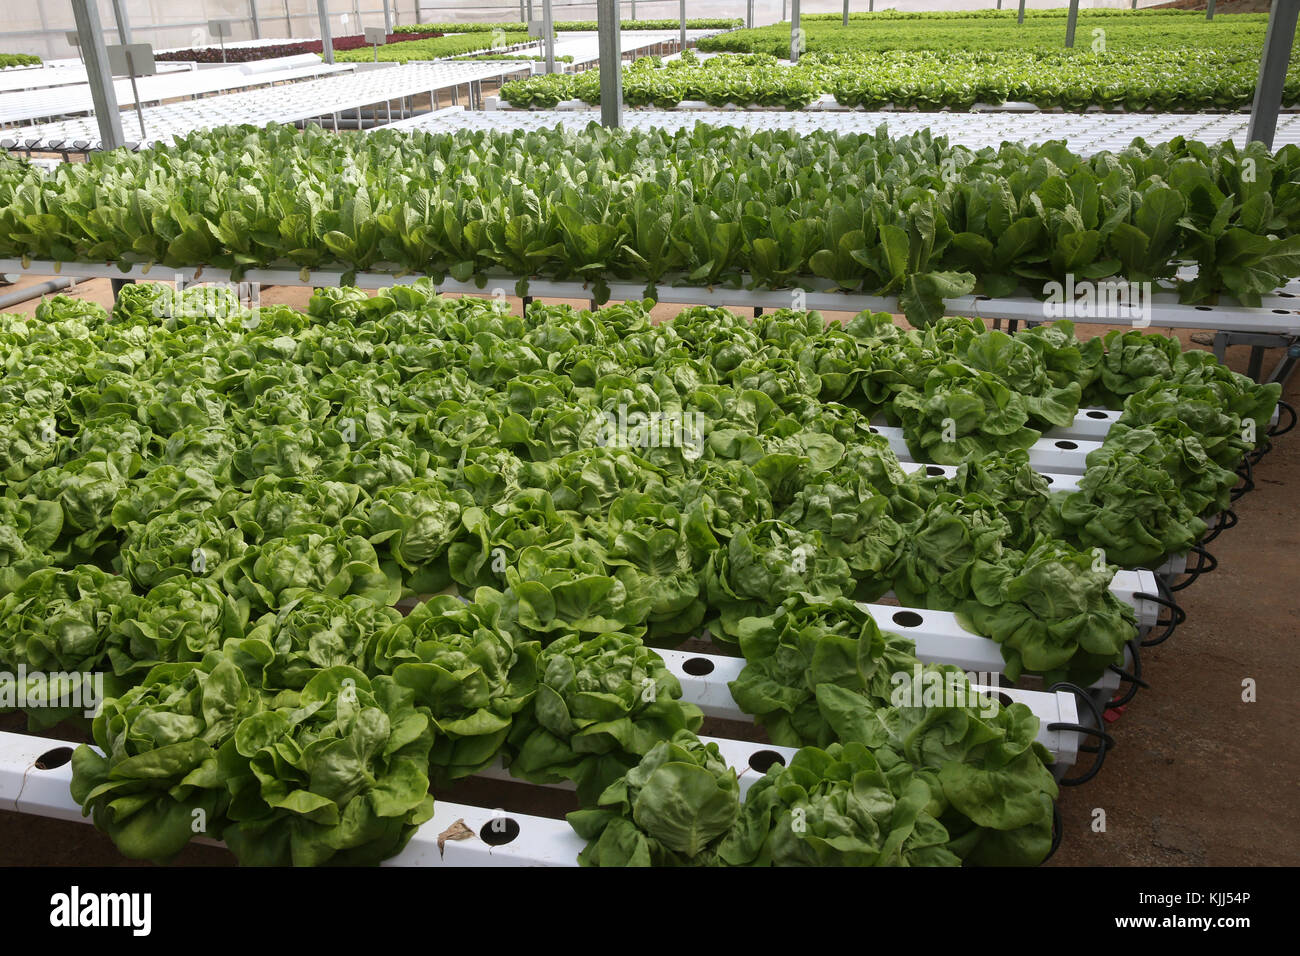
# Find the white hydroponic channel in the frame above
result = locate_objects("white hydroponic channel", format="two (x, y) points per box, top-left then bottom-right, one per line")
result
(381, 105), (1300, 155)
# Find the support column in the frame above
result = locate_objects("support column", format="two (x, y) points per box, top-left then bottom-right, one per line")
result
(543, 0), (555, 74)
(1248, 0), (1300, 149)
(318, 0), (335, 64)
(70, 0), (124, 150)
(597, 0), (622, 128)
(110, 0), (131, 44)
(791, 0), (801, 64)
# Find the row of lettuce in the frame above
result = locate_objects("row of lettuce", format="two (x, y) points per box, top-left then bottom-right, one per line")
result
(338, 17), (740, 64)
(700, 9), (1272, 57)
(3, 125), (1300, 329)
(391, 18), (743, 34)
(0, 285), (1275, 865)
(495, 9), (1293, 112)
(500, 48), (1293, 113)
(154, 31), (446, 65)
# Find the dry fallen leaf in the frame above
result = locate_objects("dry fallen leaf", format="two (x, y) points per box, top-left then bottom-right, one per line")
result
(437, 818), (476, 858)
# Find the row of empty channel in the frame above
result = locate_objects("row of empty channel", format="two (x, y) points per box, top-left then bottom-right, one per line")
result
(0, 61), (533, 151)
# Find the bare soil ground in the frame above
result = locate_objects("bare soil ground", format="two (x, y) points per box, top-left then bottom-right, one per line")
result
(0, 275), (1295, 867)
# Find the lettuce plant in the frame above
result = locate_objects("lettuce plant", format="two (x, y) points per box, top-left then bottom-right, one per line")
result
(107, 576), (250, 680)
(508, 632), (703, 804)
(218, 667), (436, 866)
(355, 477), (462, 594)
(958, 537), (1136, 686)
(812, 671), (1059, 866)
(705, 520), (854, 641)
(0, 495), (62, 595)
(718, 741), (960, 867)
(118, 508), (247, 592)
(69, 658), (261, 863)
(569, 730), (740, 867)
(0, 566), (137, 729)
(225, 475), (366, 544)
(224, 530), (403, 612)
(1057, 430), (1209, 568)
(249, 593), (402, 691)
(371, 595), (539, 780)
(729, 594), (920, 749)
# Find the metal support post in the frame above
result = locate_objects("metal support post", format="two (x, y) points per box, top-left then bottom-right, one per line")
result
(597, 0), (623, 128)
(791, 0), (801, 63)
(543, 0), (556, 74)
(70, 0), (124, 151)
(110, 0), (131, 44)
(1248, 0), (1300, 149)
(318, 0), (335, 64)
(1065, 0), (1079, 49)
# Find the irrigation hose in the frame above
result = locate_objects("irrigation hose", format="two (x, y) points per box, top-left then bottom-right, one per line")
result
(1269, 399), (1296, 438)
(1106, 639), (1149, 708)
(1230, 454), (1255, 502)
(1168, 542), (1217, 593)
(1246, 399), (1293, 465)
(1248, 438), (1272, 464)
(1202, 507), (1238, 545)
(1046, 682), (1115, 787)
(1135, 576), (1185, 647)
